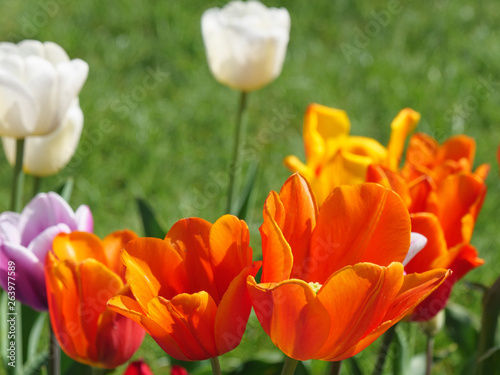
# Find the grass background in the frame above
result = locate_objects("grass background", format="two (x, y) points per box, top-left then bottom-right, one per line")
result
(1, 0), (500, 374)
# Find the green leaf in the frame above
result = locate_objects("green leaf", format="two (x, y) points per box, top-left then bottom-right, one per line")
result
(23, 350), (49, 375)
(55, 177), (74, 202)
(346, 357), (363, 375)
(136, 198), (167, 238)
(27, 312), (47, 359)
(445, 303), (479, 356)
(234, 162), (259, 220)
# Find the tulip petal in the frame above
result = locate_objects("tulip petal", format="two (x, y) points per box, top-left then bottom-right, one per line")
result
(2, 241), (47, 310)
(260, 191), (293, 283)
(403, 232), (428, 266)
(386, 108), (421, 171)
(436, 135), (475, 165)
(75, 204), (94, 232)
(209, 215), (252, 298)
(27, 223), (71, 262)
(315, 263), (404, 360)
(43, 41), (70, 64)
(0, 211), (20, 243)
(323, 267), (450, 360)
(102, 229), (137, 277)
(405, 213), (447, 273)
(18, 192), (77, 246)
(121, 238), (187, 311)
(148, 293), (218, 360)
(214, 261), (261, 354)
(77, 258), (124, 364)
(431, 174), (486, 247)
(247, 277), (330, 361)
(166, 218), (220, 302)
(52, 231), (107, 265)
(310, 184), (410, 283)
(45, 255), (89, 363)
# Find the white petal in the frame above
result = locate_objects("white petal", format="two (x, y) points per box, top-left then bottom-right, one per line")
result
(0, 71), (39, 138)
(23, 102), (84, 176)
(54, 59), (89, 127)
(43, 41), (70, 64)
(17, 40), (45, 58)
(0, 211), (21, 244)
(24, 56), (58, 136)
(403, 232), (428, 266)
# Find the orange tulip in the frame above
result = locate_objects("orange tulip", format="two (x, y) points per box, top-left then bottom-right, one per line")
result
(107, 215), (261, 361)
(366, 133), (488, 321)
(45, 230), (145, 368)
(284, 104), (420, 204)
(247, 173), (450, 361)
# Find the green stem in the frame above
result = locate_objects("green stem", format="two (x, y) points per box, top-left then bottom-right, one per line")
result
(425, 333), (434, 375)
(48, 325), (60, 375)
(372, 325), (397, 375)
(329, 361), (342, 375)
(226, 91), (248, 214)
(32, 176), (42, 198)
(281, 356), (299, 375)
(10, 139), (25, 212)
(476, 275), (500, 374)
(210, 357), (222, 375)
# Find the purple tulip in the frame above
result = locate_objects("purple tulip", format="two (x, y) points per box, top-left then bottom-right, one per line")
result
(0, 192), (93, 311)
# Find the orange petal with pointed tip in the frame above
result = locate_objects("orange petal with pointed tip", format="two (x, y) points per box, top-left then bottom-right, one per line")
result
(209, 215), (252, 298)
(102, 230), (138, 278)
(436, 135), (476, 165)
(271, 173), (318, 280)
(166, 218), (221, 303)
(214, 262), (261, 354)
(260, 191), (294, 283)
(309, 184), (410, 283)
(247, 277), (331, 361)
(432, 174), (486, 247)
(315, 263), (404, 360)
(122, 238), (187, 311)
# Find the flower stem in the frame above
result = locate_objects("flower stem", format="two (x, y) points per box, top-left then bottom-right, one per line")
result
(372, 324), (397, 375)
(329, 361), (342, 375)
(281, 356), (299, 375)
(32, 176), (42, 198)
(226, 90), (248, 214)
(210, 357), (222, 375)
(425, 333), (434, 375)
(10, 138), (25, 212)
(48, 324), (60, 375)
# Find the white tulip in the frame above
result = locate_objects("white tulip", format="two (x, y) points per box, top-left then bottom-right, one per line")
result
(201, 0), (290, 92)
(2, 100), (83, 177)
(0, 40), (88, 138)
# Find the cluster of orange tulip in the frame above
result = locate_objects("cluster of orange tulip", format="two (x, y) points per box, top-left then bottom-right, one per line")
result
(38, 103), (491, 375)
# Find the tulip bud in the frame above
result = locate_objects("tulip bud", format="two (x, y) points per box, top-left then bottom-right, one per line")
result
(201, 1), (290, 92)
(124, 360), (154, 375)
(171, 365), (189, 375)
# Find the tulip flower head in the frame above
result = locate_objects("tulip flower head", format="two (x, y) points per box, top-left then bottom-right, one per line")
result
(247, 173), (450, 361)
(45, 230), (145, 368)
(0, 40), (88, 139)
(284, 104), (420, 204)
(0, 192), (92, 310)
(201, 1), (290, 92)
(367, 133), (488, 321)
(108, 215), (261, 361)
(2, 100), (83, 176)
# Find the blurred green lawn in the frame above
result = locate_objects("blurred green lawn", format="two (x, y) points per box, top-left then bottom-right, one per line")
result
(1, 0), (500, 374)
